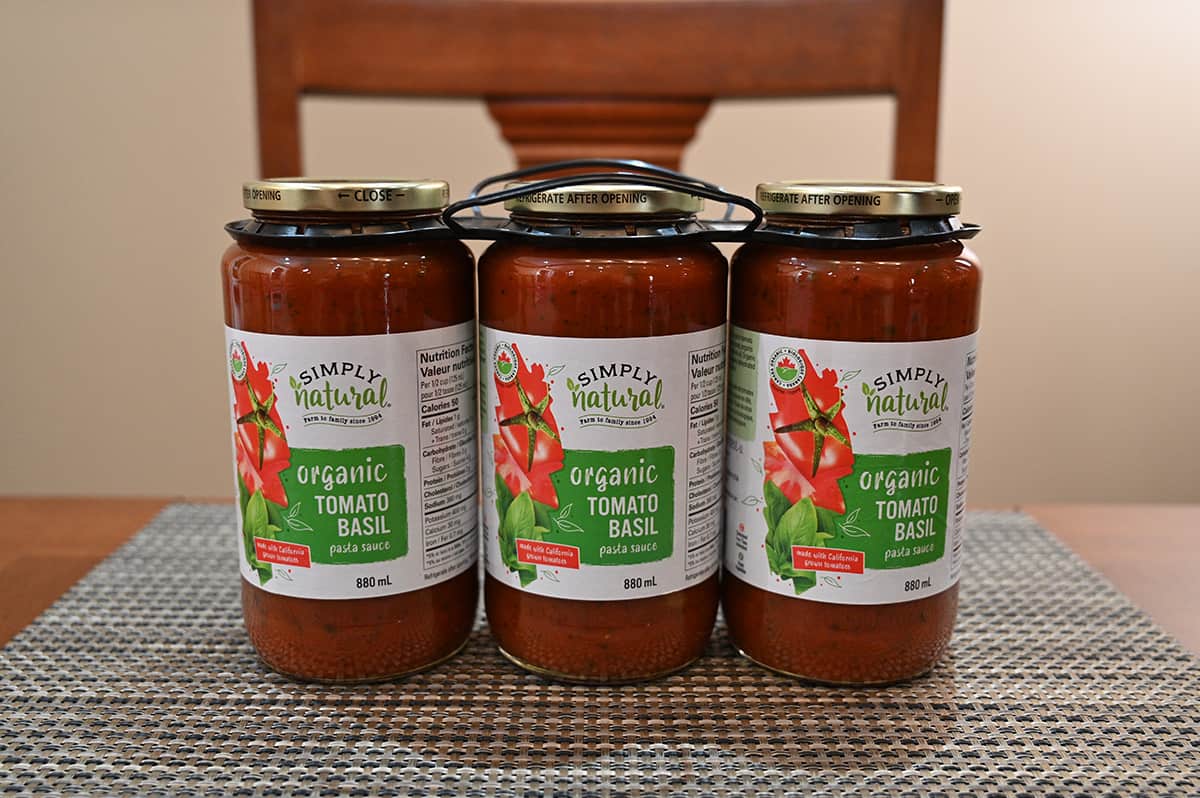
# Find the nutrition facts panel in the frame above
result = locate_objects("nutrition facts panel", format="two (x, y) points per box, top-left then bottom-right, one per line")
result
(951, 347), (976, 583)
(684, 339), (726, 581)
(415, 332), (478, 582)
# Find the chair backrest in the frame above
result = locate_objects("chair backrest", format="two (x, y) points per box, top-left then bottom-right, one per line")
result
(253, 0), (944, 178)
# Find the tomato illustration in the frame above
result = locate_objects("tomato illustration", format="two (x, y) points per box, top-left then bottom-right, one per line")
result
(764, 350), (854, 513)
(232, 344), (291, 507)
(493, 344), (564, 507)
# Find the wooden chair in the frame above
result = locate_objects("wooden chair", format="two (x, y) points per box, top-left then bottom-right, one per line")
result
(253, 0), (944, 179)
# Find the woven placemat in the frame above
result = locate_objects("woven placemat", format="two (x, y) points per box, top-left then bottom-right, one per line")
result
(1, 506), (1197, 796)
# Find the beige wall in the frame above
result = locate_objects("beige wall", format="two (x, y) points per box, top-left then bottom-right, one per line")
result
(1, 0), (1197, 504)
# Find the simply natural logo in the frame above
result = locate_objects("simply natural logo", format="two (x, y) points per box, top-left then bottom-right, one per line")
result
(861, 366), (949, 432)
(230, 342), (248, 382)
(769, 347), (805, 390)
(288, 361), (390, 428)
(566, 362), (665, 429)
(494, 342), (518, 384)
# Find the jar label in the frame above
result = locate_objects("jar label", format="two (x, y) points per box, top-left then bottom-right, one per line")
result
(480, 326), (726, 600)
(225, 324), (477, 599)
(725, 327), (977, 605)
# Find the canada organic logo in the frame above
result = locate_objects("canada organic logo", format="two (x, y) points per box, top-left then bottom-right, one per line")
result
(862, 366), (949, 433)
(494, 342), (518, 384)
(769, 347), (805, 390)
(230, 342), (248, 382)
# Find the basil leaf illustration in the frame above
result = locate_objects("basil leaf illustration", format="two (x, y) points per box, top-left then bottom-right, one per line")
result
(554, 518), (584, 534)
(777, 497), (818, 547)
(499, 492), (537, 585)
(815, 506), (840, 536)
(495, 473), (514, 520)
(839, 369), (861, 383)
(255, 562), (273, 585)
(265, 499), (287, 534)
(242, 490), (273, 585)
(763, 480), (791, 536)
(287, 516), (313, 533)
(765, 497), (830, 595)
(507, 492), (535, 537)
(558, 503), (573, 520)
(244, 490), (269, 538)
(791, 572), (817, 593)
(533, 500), (554, 533)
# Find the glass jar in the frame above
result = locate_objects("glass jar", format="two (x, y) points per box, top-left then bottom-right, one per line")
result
(477, 182), (726, 682)
(222, 179), (478, 682)
(723, 180), (981, 684)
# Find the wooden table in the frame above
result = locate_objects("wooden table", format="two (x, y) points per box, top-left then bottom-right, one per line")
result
(1, 499), (1197, 653)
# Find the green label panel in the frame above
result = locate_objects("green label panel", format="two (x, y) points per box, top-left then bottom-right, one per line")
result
(276, 445), (407, 565)
(541, 446), (675, 566)
(829, 448), (951, 570)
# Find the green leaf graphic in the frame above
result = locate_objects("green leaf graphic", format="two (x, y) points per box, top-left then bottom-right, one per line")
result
(498, 491), (538, 585)
(554, 518), (584, 534)
(495, 473), (514, 520)
(245, 490), (268, 536)
(283, 502), (313, 532)
(815, 506), (840, 536)
(763, 495), (833, 595)
(507, 492), (535, 538)
(241, 490), (273, 585)
(763, 480), (791, 536)
(533, 500), (554, 533)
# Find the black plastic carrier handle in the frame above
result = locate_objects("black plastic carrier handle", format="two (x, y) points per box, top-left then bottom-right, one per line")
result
(464, 158), (739, 220)
(443, 163), (762, 239)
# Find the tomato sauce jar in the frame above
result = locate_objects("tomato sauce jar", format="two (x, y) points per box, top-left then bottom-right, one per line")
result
(474, 180), (728, 682)
(222, 179), (478, 682)
(723, 181), (981, 684)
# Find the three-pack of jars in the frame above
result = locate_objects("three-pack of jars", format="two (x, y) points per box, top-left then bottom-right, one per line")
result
(222, 161), (981, 686)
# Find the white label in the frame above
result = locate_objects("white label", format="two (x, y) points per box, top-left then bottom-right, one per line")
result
(481, 326), (726, 601)
(225, 323), (477, 599)
(725, 327), (976, 605)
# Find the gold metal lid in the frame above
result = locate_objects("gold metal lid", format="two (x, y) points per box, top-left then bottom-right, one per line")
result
(756, 180), (962, 217)
(242, 178), (450, 214)
(503, 182), (704, 216)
